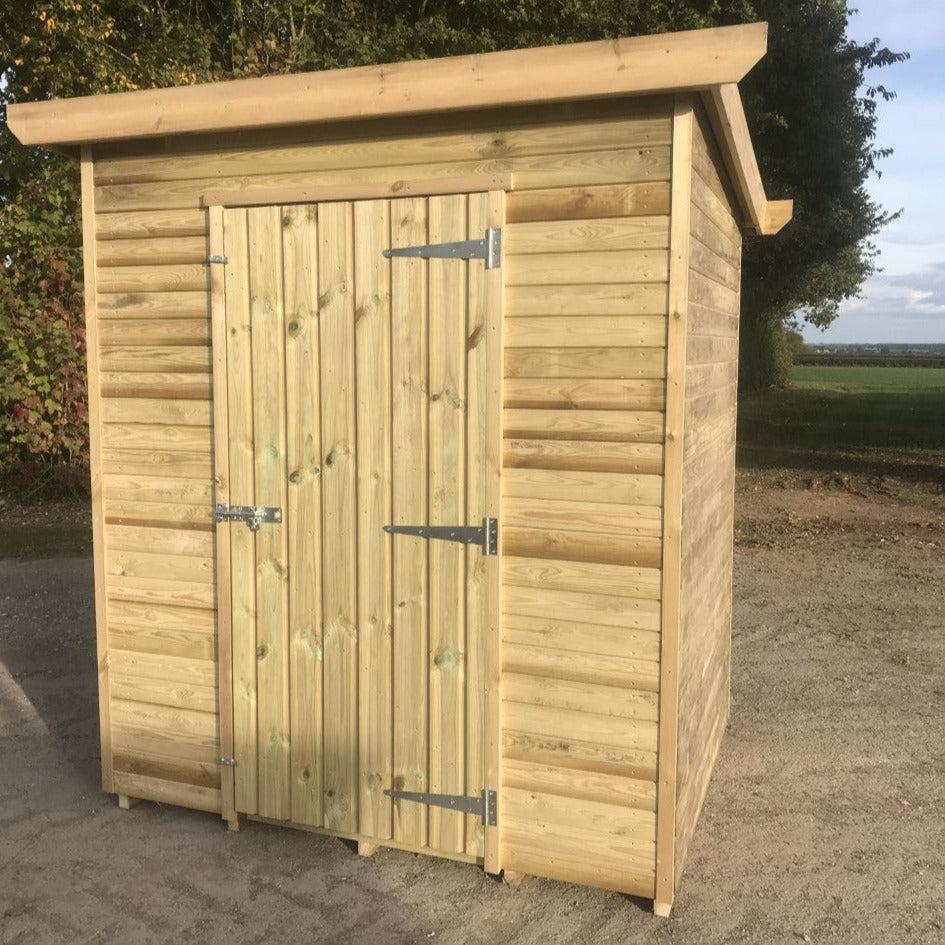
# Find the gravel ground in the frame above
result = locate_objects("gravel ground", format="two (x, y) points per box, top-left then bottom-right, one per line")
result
(1, 485), (943, 945)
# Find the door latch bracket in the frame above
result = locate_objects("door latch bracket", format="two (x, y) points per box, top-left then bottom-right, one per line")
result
(213, 504), (282, 532)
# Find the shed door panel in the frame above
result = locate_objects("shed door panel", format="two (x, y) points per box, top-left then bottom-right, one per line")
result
(217, 192), (503, 862)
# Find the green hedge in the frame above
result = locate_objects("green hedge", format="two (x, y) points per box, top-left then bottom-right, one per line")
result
(738, 315), (795, 391)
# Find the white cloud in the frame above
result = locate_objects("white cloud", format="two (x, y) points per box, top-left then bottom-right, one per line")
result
(845, 262), (945, 321)
(803, 261), (945, 343)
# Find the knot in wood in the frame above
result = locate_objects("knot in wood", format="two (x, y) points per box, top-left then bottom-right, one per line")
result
(467, 324), (484, 350)
(433, 646), (461, 670)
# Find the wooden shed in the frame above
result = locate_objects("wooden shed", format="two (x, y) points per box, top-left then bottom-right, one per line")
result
(8, 22), (791, 914)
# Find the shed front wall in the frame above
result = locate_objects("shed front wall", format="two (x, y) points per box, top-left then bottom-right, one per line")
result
(84, 95), (674, 894)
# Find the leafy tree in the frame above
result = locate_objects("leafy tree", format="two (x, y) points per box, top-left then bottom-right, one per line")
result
(0, 1), (906, 472)
(0, 158), (85, 468)
(739, 0), (907, 386)
(784, 326), (810, 360)
(0, 1), (218, 474)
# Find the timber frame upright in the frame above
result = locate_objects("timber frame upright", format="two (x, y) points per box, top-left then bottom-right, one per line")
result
(8, 23), (791, 914)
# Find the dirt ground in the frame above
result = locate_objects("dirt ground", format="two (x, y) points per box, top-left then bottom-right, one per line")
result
(1, 483), (944, 945)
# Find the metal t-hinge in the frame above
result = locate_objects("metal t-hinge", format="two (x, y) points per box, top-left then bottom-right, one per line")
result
(382, 227), (501, 269)
(384, 788), (498, 826)
(383, 517), (498, 556)
(213, 503), (282, 532)
(207, 254), (228, 264)
(218, 756), (239, 767)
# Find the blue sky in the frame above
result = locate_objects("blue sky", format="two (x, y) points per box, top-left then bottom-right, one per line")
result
(800, 0), (945, 343)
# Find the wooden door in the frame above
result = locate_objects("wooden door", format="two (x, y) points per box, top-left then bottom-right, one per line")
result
(210, 191), (504, 867)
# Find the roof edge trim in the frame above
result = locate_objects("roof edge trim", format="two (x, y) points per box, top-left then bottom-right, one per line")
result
(701, 83), (793, 236)
(7, 23), (767, 147)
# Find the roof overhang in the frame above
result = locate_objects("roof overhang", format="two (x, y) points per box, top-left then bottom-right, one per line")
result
(6, 21), (790, 235)
(701, 83), (792, 235)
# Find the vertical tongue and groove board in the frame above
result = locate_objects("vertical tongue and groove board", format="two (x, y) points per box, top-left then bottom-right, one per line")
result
(213, 191), (504, 868)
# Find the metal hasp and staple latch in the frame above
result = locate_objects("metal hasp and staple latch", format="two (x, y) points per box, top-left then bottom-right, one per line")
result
(213, 504), (283, 532)
(384, 788), (498, 827)
(382, 227), (502, 269)
(383, 517), (498, 556)
(207, 254), (228, 264)
(218, 756), (239, 767)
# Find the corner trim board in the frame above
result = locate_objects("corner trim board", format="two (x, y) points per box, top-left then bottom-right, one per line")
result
(208, 204), (237, 823)
(653, 96), (694, 916)
(80, 145), (113, 794)
(482, 188), (506, 875)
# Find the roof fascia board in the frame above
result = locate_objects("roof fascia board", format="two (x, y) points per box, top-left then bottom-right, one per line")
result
(7, 23), (767, 147)
(701, 82), (793, 235)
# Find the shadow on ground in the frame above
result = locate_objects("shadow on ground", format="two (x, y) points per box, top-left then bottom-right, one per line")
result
(737, 387), (945, 484)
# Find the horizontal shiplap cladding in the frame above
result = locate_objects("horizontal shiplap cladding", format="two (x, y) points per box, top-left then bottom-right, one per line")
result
(504, 378), (665, 411)
(501, 554), (662, 710)
(97, 236), (208, 265)
(93, 100), (672, 214)
(92, 181), (670, 247)
(87, 98), (677, 868)
(506, 215), (669, 254)
(504, 408), (664, 443)
(94, 97), (672, 179)
(95, 215), (675, 264)
(502, 757), (655, 814)
(492, 97), (672, 592)
(504, 439), (663, 476)
(96, 147), (670, 213)
(101, 372), (213, 400)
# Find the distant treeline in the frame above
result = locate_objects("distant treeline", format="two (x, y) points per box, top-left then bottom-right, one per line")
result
(796, 354), (945, 368)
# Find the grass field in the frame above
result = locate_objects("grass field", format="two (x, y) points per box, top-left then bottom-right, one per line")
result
(737, 365), (945, 482)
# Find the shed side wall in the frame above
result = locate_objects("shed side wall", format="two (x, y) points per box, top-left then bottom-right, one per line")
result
(89, 97), (672, 890)
(673, 104), (743, 880)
